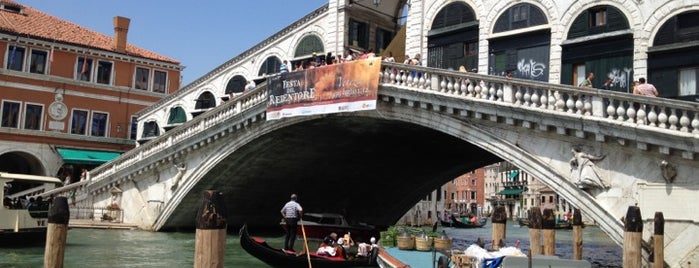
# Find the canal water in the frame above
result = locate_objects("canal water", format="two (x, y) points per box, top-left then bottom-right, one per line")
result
(1, 222), (621, 267)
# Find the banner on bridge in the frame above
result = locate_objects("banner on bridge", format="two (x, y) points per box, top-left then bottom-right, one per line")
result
(266, 58), (381, 120)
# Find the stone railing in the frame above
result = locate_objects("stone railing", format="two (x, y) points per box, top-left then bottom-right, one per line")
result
(380, 62), (699, 150)
(88, 85), (269, 190)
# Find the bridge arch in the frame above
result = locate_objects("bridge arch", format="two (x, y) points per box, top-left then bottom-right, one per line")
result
(152, 91), (621, 247)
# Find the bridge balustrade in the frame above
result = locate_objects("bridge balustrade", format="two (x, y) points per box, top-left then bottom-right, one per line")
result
(381, 62), (699, 136)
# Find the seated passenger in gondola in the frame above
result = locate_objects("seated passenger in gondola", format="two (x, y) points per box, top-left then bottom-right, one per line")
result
(469, 214), (479, 224)
(357, 237), (377, 257)
(316, 232), (339, 256)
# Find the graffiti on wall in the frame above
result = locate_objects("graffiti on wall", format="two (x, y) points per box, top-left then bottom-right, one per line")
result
(517, 59), (547, 79)
(607, 67), (632, 89)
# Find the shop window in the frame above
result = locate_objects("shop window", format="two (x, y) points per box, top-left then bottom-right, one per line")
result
(76, 57), (93, 82)
(1, 100), (20, 128)
(29, 49), (48, 74)
(24, 103), (43, 130)
(96, 60), (113, 85)
(90, 111), (108, 137)
(70, 109), (89, 135)
(153, 70), (167, 93)
(7, 45), (25, 71)
(135, 67), (150, 90)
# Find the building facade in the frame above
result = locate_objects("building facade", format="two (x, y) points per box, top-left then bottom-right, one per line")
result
(0, 1), (183, 190)
(444, 169), (485, 217)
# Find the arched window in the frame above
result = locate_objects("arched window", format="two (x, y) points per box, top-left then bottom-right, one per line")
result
(567, 5), (629, 39)
(294, 35), (324, 58)
(493, 3), (547, 33)
(225, 75), (247, 94)
(167, 106), (187, 125)
(430, 2), (476, 30)
(194, 91), (216, 110)
(258, 56), (282, 76)
(427, 2), (478, 71)
(141, 121), (160, 138)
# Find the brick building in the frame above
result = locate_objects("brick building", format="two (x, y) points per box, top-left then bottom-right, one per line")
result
(0, 0), (183, 190)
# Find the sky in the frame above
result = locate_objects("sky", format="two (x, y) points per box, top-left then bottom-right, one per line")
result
(18, 0), (329, 85)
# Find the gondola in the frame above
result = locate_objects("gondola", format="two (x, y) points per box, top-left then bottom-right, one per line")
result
(448, 215), (487, 228)
(239, 224), (378, 268)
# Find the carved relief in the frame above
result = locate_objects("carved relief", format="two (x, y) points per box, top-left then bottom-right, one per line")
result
(569, 147), (608, 190)
(660, 160), (676, 184)
(170, 163), (187, 191)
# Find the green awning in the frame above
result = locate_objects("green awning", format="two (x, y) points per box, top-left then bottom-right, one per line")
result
(498, 188), (524, 195)
(508, 170), (520, 179)
(57, 148), (121, 165)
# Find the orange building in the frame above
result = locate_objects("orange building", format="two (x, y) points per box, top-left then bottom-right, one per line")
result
(0, 1), (182, 188)
(444, 168), (485, 217)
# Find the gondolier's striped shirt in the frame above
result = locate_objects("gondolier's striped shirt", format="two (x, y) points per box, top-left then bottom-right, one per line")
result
(281, 200), (302, 218)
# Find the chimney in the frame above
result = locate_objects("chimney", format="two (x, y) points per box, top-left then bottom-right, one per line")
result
(113, 16), (130, 53)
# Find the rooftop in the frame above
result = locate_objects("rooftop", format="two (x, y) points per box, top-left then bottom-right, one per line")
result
(0, 0), (179, 64)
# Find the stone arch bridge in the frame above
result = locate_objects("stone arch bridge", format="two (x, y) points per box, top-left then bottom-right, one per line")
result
(44, 63), (699, 266)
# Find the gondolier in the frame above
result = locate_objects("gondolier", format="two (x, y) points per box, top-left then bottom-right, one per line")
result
(281, 193), (303, 251)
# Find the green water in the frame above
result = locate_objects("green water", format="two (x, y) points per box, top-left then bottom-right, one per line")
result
(0, 228), (275, 267)
(0, 223), (622, 267)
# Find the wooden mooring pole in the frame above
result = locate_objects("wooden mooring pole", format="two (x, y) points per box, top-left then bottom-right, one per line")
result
(44, 196), (69, 268)
(653, 212), (664, 268)
(491, 206), (507, 250)
(194, 190), (227, 268)
(572, 209), (583, 260)
(623, 206), (643, 268)
(528, 207), (542, 256)
(542, 208), (556, 256)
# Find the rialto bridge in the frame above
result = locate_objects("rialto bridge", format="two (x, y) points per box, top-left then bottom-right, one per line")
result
(40, 0), (699, 266)
(42, 62), (699, 266)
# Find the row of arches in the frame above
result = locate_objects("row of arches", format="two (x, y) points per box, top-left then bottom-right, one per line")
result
(427, 1), (697, 97)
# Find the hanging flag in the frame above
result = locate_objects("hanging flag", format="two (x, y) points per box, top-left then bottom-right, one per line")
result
(8, 35), (19, 67)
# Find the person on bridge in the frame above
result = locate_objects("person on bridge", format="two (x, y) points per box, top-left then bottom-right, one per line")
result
(281, 193), (303, 251)
(633, 77), (658, 97)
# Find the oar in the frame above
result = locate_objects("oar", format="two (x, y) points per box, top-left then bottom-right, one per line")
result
(300, 219), (312, 268)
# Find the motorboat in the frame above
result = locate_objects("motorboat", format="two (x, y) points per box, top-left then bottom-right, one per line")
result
(281, 212), (380, 243)
(240, 224), (378, 268)
(1, 172), (62, 247)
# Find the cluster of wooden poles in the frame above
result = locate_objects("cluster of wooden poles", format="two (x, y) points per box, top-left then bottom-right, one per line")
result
(44, 190), (230, 268)
(488, 205), (667, 268)
(41, 192), (672, 268)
